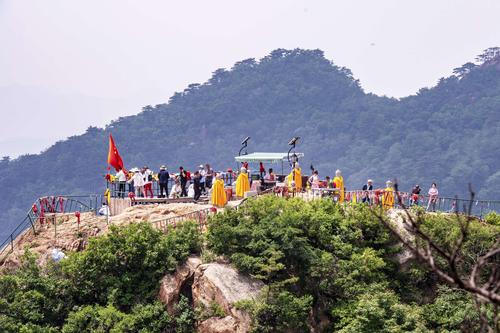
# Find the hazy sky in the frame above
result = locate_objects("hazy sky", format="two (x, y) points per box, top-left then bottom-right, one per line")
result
(1, 0), (499, 157)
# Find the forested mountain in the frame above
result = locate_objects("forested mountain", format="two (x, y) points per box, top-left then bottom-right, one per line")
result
(1, 47), (499, 237)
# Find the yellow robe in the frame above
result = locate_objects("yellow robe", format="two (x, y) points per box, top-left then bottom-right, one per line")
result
(211, 179), (227, 207)
(287, 168), (302, 191)
(382, 187), (394, 210)
(333, 176), (344, 202)
(236, 172), (250, 198)
(104, 188), (111, 205)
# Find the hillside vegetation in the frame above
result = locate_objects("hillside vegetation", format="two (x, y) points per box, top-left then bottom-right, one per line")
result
(1, 47), (500, 238)
(0, 197), (498, 332)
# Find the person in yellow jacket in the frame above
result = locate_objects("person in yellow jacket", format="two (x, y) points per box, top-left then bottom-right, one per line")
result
(333, 169), (345, 203)
(382, 180), (395, 210)
(236, 167), (250, 198)
(211, 173), (227, 207)
(287, 163), (302, 192)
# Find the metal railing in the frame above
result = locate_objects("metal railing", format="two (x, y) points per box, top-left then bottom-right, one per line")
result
(308, 189), (500, 218)
(0, 195), (103, 262)
(150, 207), (213, 233)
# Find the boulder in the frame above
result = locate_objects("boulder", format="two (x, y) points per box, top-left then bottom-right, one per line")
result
(192, 262), (264, 333)
(158, 258), (264, 332)
(158, 256), (202, 313)
(198, 316), (238, 333)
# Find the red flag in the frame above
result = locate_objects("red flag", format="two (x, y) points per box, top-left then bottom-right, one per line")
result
(107, 134), (124, 171)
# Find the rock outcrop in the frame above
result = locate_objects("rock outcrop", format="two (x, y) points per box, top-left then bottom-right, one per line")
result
(193, 262), (264, 333)
(159, 256), (202, 313)
(158, 257), (264, 333)
(0, 203), (208, 270)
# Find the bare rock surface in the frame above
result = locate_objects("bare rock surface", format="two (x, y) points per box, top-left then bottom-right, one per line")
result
(158, 257), (264, 332)
(198, 316), (238, 333)
(0, 203), (208, 270)
(192, 262), (264, 333)
(159, 256), (202, 313)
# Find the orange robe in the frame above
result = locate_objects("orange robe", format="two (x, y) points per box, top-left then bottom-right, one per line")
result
(333, 176), (344, 202)
(382, 187), (394, 210)
(211, 178), (227, 207)
(236, 172), (250, 198)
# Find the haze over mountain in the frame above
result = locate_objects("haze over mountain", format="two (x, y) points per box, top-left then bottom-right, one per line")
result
(0, 47), (499, 239)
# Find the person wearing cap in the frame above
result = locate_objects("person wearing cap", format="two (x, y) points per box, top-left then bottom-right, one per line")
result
(129, 168), (145, 197)
(362, 179), (373, 204)
(382, 180), (395, 210)
(236, 167), (250, 198)
(158, 165), (170, 198)
(333, 169), (345, 202)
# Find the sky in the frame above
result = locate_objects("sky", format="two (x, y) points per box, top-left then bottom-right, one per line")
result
(1, 0), (499, 157)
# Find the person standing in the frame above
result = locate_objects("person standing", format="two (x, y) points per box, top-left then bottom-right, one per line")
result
(427, 183), (439, 212)
(236, 167), (250, 198)
(211, 173), (227, 207)
(143, 166), (154, 198)
(193, 171), (202, 201)
(116, 169), (127, 198)
(259, 162), (266, 179)
(179, 167), (188, 197)
(333, 169), (345, 203)
(288, 162), (302, 192)
(362, 179), (373, 203)
(382, 180), (394, 210)
(158, 165), (170, 198)
(205, 164), (214, 189)
(130, 169), (145, 197)
(411, 184), (421, 206)
(308, 170), (320, 189)
(199, 165), (206, 193)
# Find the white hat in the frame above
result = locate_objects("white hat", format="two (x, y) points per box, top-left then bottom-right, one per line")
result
(199, 165), (204, 168)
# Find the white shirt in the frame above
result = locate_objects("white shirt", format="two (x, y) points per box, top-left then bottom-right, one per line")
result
(116, 170), (126, 182)
(132, 172), (145, 187)
(98, 205), (110, 216)
(143, 169), (153, 185)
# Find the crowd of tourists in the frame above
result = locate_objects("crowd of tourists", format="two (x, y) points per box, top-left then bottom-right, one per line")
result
(107, 162), (440, 211)
(108, 164), (219, 202)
